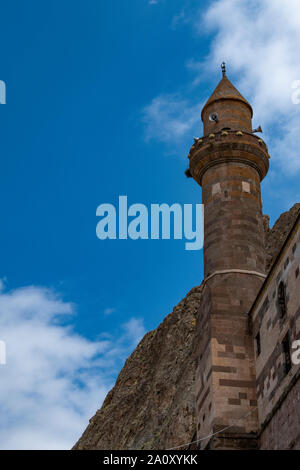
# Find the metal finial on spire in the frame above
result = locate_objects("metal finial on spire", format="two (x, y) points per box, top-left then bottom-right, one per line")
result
(221, 62), (226, 77)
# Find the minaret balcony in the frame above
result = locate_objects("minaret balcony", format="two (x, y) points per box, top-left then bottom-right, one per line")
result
(188, 130), (269, 186)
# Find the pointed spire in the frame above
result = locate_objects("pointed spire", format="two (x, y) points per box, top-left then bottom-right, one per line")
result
(221, 62), (226, 77)
(201, 66), (253, 120)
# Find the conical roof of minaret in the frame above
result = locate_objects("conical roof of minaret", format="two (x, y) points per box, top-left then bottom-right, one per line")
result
(201, 74), (253, 120)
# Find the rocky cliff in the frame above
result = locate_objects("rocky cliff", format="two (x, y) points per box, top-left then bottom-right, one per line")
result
(264, 203), (300, 271)
(73, 204), (300, 450)
(74, 285), (202, 450)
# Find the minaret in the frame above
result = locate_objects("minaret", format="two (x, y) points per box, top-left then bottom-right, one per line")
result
(189, 64), (269, 449)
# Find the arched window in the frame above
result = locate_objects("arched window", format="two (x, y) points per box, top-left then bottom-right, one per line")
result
(282, 333), (292, 374)
(278, 282), (287, 318)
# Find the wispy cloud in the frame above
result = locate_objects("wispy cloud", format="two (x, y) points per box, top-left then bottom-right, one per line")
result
(0, 284), (145, 449)
(142, 93), (202, 149)
(103, 307), (116, 316)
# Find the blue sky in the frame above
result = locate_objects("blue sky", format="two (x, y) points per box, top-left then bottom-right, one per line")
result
(0, 0), (300, 449)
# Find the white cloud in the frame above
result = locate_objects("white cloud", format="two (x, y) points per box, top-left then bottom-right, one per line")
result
(103, 307), (116, 316)
(171, 9), (188, 29)
(142, 94), (202, 146)
(143, 0), (300, 172)
(122, 317), (147, 347)
(0, 284), (145, 449)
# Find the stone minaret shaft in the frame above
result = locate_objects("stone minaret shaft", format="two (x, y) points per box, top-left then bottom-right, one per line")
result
(189, 67), (269, 449)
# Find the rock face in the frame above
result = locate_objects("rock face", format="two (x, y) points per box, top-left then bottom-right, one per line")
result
(73, 285), (203, 450)
(264, 203), (300, 271)
(73, 204), (300, 450)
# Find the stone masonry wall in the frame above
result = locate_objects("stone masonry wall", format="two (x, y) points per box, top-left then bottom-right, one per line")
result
(202, 162), (265, 277)
(196, 273), (261, 449)
(260, 377), (300, 449)
(251, 217), (300, 449)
